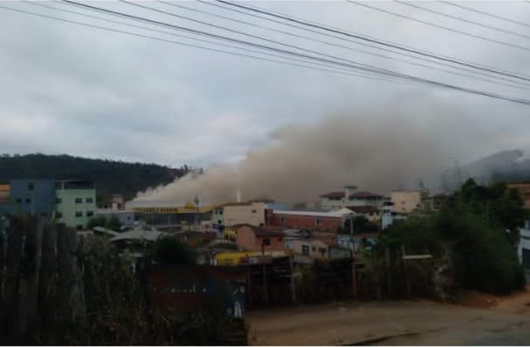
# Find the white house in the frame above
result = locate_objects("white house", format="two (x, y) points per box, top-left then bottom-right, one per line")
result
(518, 220), (530, 273)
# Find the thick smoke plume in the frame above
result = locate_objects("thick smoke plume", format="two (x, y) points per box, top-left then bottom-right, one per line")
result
(132, 107), (488, 206)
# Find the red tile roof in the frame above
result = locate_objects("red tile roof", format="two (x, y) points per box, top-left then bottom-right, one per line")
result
(320, 191), (345, 198)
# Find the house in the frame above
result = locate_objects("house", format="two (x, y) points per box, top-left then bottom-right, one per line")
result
(293, 239), (330, 259)
(338, 205), (381, 223)
(328, 245), (352, 259)
(56, 180), (97, 230)
(269, 210), (343, 232)
(223, 202), (266, 227)
(320, 186), (383, 211)
(235, 224), (285, 252)
(391, 190), (424, 214)
(0, 185), (9, 203)
(507, 183), (530, 210)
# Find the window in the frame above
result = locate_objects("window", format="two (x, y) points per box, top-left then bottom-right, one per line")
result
(75, 211), (83, 217)
(316, 218), (322, 227)
(280, 216), (285, 224)
(75, 198), (83, 204)
(40, 212), (48, 217)
(76, 225), (83, 230)
(56, 198), (62, 204)
(302, 245), (310, 256)
(56, 212), (62, 218)
(26, 198), (31, 203)
(15, 198), (22, 203)
(251, 209), (257, 213)
(28, 183), (34, 191)
(86, 197), (93, 203)
(86, 211), (94, 217)
(127, 216), (131, 220)
(262, 238), (270, 246)
(312, 246), (316, 252)
(220, 210), (223, 215)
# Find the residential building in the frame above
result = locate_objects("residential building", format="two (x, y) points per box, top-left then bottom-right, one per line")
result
(8, 179), (56, 217)
(320, 186), (383, 210)
(211, 206), (224, 226)
(337, 205), (381, 223)
(293, 239), (330, 259)
(328, 245), (352, 259)
(391, 190), (423, 214)
(56, 180), (96, 230)
(381, 201), (407, 229)
(507, 183), (530, 209)
(224, 202), (266, 227)
(235, 224), (285, 252)
(111, 194), (125, 210)
(269, 210), (343, 231)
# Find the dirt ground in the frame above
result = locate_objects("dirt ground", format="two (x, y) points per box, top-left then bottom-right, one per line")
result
(247, 287), (530, 345)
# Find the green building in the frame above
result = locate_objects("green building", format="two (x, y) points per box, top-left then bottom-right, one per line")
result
(56, 180), (96, 230)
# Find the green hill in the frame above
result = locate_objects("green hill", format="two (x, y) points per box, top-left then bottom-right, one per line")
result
(0, 153), (190, 205)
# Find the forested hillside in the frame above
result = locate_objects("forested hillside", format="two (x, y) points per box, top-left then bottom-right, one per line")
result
(0, 153), (190, 205)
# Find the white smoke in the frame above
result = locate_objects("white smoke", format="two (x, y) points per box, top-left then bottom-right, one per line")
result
(132, 102), (491, 206)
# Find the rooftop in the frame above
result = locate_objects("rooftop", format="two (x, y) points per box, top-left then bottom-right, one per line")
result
(232, 223), (285, 237)
(349, 191), (382, 199)
(273, 210), (344, 218)
(320, 191), (345, 198)
(344, 206), (379, 214)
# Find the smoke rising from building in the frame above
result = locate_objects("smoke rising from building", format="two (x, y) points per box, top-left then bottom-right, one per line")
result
(132, 103), (494, 206)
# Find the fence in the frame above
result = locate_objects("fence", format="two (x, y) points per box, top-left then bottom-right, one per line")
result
(0, 217), (84, 344)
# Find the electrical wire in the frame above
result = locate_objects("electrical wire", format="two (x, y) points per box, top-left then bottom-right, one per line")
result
(346, 1), (530, 53)
(216, 0), (530, 83)
(395, 1), (530, 41)
(439, 1), (530, 29)
(153, 0), (530, 91)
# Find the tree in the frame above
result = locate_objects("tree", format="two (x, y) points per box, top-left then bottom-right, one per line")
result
(153, 236), (196, 265)
(87, 216), (106, 229)
(343, 215), (379, 234)
(105, 216), (122, 232)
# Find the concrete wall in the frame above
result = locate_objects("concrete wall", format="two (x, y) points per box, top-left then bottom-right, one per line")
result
(224, 203), (265, 227)
(391, 191), (422, 214)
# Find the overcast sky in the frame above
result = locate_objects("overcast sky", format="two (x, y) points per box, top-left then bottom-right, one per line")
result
(1, 1), (530, 168)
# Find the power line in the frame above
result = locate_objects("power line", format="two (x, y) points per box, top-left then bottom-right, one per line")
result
(200, 0), (530, 89)
(25, 1), (380, 79)
(0, 3), (409, 83)
(439, 1), (530, 29)
(216, 0), (530, 83)
(153, 0), (530, 91)
(346, 1), (530, 53)
(395, 1), (530, 41)
(3, 1), (530, 106)
(56, 1), (530, 106)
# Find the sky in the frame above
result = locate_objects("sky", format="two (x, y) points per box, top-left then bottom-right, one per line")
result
(1, 0), (530, 170)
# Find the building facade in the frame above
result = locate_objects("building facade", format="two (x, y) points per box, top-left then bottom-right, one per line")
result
(518, 220), (530, 272)
(269, 210), (343, 231)
(7, 179), (56, 217)
(235, 224), (285, 252)
(391, 191), (423, 214)
(223, 202), (266, 227)
(293, 239), (329, 259)
(56, 180), (96, 230)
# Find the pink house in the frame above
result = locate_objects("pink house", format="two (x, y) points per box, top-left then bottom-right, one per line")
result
(235, 224), (285, 252)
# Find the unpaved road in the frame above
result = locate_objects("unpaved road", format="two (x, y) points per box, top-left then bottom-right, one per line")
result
(247, 290), (530, 345)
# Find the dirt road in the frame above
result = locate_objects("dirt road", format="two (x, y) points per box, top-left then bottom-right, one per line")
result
(247, 290), (530, 345)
